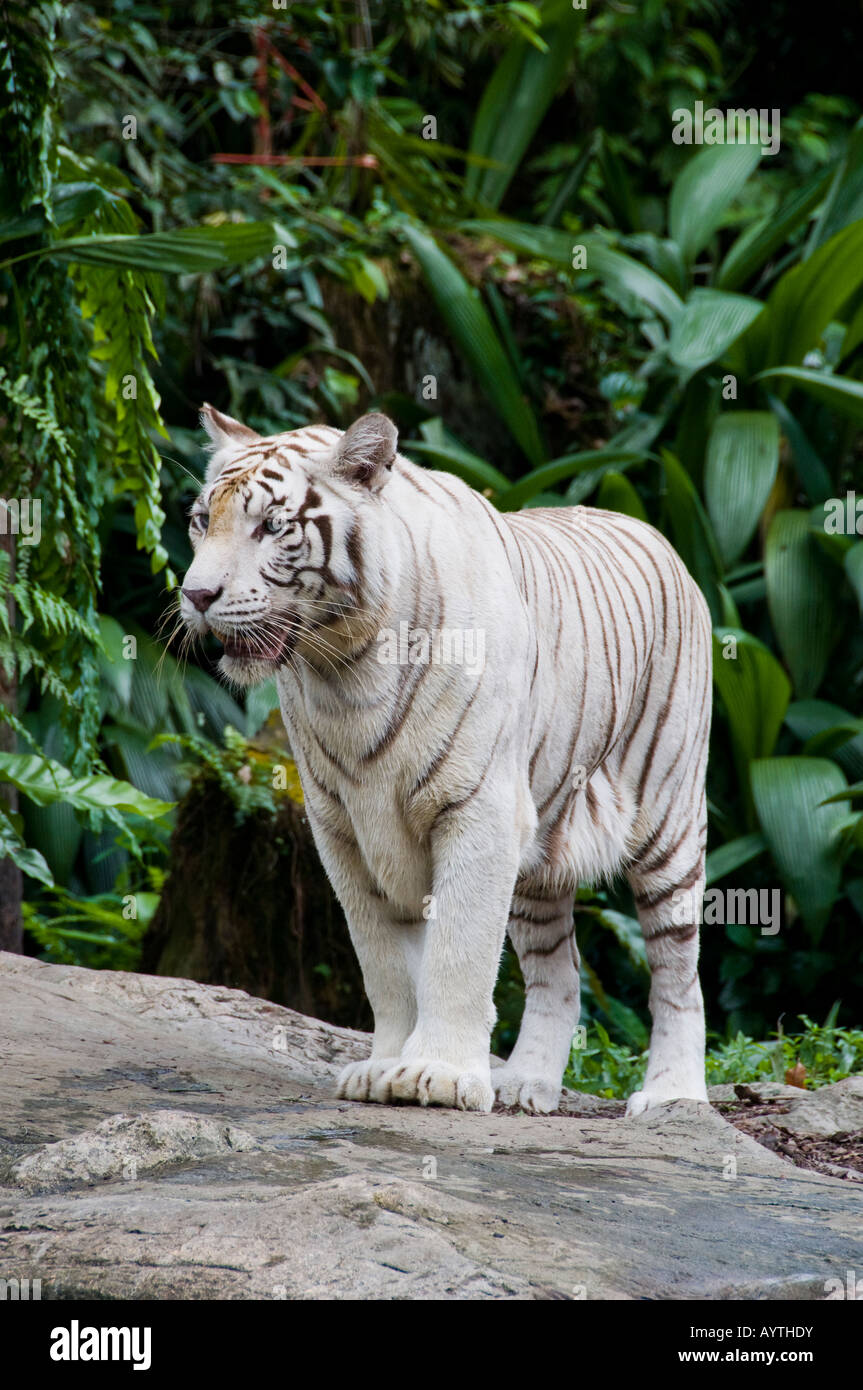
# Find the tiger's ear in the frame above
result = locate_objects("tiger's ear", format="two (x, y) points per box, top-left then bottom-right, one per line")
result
(200, 404), (260, 483)
(334, 413), (397, 492)
(200, 403), (260, 451)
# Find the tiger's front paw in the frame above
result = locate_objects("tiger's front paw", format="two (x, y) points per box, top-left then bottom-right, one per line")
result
(493, 1068), (561, 1114)
(337, 1057), (399, 1102)
(374, 1059), (494, 1111)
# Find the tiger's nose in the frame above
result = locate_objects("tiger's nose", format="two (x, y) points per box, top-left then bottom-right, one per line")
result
(182, 585), (223, 613)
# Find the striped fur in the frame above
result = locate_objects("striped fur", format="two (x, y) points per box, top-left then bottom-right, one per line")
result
(181, 408), (712, 1115)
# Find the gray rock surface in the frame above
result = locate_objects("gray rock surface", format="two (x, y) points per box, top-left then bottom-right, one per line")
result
(0, 951), (860, 1300)
(773, 1076), (863, 1137)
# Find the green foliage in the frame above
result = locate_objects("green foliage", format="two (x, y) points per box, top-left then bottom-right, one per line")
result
(564, 1014), (863, 1101)
(23, 887), (159, 970)
(151, 724), (303, 826)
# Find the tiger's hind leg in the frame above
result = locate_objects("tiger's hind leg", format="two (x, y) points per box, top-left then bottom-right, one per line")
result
(624, 815), (708, 1116)
(493, 886), (579, 1115)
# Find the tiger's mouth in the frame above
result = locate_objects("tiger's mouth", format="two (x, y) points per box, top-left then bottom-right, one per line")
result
(209, 625), (296, 664)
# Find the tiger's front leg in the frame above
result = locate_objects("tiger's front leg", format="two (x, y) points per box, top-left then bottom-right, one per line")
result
(301, 820), (421, 1103)
(333, 890), (425, 1104)
(372, 788), (525, 1113)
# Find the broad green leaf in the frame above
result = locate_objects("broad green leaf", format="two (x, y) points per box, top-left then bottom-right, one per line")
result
(593, 909), (648, 971)
(465, 0), (582, 209)
(0, 752), (173, 819)
(756, 367), (863, 423)
(98, 614), (134, 708)
(704, 412), (779, 566)
(840, 293), (863, 361)
(785, 699), (863, 782)
(820, 781), (863, 804)
(748, 221), (863, 372)
(845, 542), (863, 612)
(497, 447), (643, 511)
(22, 798), (83, 885)
(705, 832), (768, 886)
(402, 441), (510, 494)
(717, 167), (833, 291)
(804, 722), (863, 756)
(808, 117), (863, 251)
(669, 143), (761, 265)
(713, 628), (791, 808)
(0, 182), (114, 246)
(595, 470), (648, 521)
(668, 290), (763, 374)
(245, 679), (281, 739)
(751, 757), (849, 941)
(621, 233), (688, 297)
(401, 223), (545, 465)
(39, 223), (277, 274)
(570, 238), (684, 326)
(765, 395), (832, 503)
(0, 806), (53, 886)
(661, 450), (723, 623)
(705, 828), (767, 884)
(765, 510), (839, 696)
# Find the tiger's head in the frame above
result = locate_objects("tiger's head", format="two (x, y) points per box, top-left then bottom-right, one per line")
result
(179, 405), (398, 686)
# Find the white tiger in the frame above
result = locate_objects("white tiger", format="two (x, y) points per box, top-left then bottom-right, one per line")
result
(180, 406), (712, 1116)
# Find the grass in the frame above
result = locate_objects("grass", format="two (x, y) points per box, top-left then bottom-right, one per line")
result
(563, 1014), (863, 1100)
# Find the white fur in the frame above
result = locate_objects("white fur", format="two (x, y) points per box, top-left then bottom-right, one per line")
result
(181, 412), (712, 1116)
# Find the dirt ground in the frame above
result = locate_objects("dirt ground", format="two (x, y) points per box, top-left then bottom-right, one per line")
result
(716, 1085), (863, 1184)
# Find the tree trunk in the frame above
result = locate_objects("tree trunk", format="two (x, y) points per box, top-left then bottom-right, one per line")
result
(0, 525), (22, 953)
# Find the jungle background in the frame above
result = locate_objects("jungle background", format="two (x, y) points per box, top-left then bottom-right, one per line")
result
(1, 0), (863, 1097)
